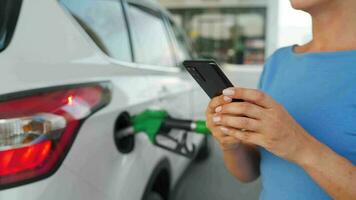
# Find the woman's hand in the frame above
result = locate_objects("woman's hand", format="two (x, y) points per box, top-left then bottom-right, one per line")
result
(206, 95), (242, 151)
(213, 87), (315, 164)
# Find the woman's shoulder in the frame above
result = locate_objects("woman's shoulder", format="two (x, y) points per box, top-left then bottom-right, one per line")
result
(258, 46), (294, 90)
(263, 46), (293, 72)
(266, 46), (294, 64)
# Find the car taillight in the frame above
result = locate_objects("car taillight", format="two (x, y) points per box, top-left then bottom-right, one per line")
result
(0, 82), (111, 189)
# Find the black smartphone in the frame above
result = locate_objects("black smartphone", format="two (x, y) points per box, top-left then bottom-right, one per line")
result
(183, 60), (243, 102)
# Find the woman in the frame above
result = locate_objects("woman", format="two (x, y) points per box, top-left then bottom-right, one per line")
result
(206, 0), (356, 199)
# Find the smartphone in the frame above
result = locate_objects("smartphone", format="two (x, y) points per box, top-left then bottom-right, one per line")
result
(183, 60), (243, 102)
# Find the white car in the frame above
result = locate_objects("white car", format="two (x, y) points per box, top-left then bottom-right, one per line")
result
(0, 0), (210, 199)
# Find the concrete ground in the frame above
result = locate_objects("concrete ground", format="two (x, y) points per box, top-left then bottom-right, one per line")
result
(172, 138), (261, 200)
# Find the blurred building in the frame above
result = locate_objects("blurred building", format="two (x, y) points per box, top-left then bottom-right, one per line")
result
(159, 0), (279, 65)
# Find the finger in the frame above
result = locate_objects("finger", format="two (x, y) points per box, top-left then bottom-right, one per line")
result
(215, 102), (264, 119)
(205, 112), (214, 129)
(207, 95), (232, 113)
(214, 115), (260, 132)
(222, 87), (275, 108)
(206, 112), (224, 131)
(210, 126), (230, 139)
(220, 127), (263, 146)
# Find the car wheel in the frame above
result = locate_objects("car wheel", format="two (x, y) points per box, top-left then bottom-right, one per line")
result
(143, 191), (164, 200)
(194, 136), (210, 162)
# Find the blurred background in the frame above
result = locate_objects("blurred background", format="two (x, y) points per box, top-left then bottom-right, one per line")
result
(0, 0), (314, 199)
(159, 0), (311, 65)
(156, 1), (312, 199)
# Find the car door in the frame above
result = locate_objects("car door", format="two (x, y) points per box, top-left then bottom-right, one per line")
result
(123, 0), (198, 181)
(57, 0), (194, 198)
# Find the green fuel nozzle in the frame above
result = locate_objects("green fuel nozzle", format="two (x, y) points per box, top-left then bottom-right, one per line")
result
(128, 109), (210, 158)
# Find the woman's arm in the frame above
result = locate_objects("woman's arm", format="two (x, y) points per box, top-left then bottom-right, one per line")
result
(206, 95), (260, 182)
(299, 136), (356, 200)
(215, 87), (356, 199)
(222, 144), (260, 182)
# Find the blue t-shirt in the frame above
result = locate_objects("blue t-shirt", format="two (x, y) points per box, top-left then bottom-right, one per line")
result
(258, 46), (356, 200)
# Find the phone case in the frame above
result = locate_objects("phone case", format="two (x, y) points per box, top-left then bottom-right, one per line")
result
(183, 60), (239, 100)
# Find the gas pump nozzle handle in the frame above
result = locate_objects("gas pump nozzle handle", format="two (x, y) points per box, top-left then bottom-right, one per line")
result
(162, 118), (210, 135)
(129, 109), (211, 158)
(131, 109), (210, 139)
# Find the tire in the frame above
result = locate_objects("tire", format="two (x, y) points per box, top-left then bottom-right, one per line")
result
(143, 191), (164, 200)
(194, 136), (210, 162)
(143, 160), (170, 200)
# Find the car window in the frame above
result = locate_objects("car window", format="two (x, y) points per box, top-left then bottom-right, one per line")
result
(60, 0), (132, 62)
(168, 20), (193, 64)
(0, 0), (22, 52)
(127, 3), (175, 67)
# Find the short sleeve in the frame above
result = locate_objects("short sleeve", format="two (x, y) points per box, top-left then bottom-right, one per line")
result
(258, 54), (274, 90)
(258, 47), (288, 91)
(258, 65), (267, 90)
